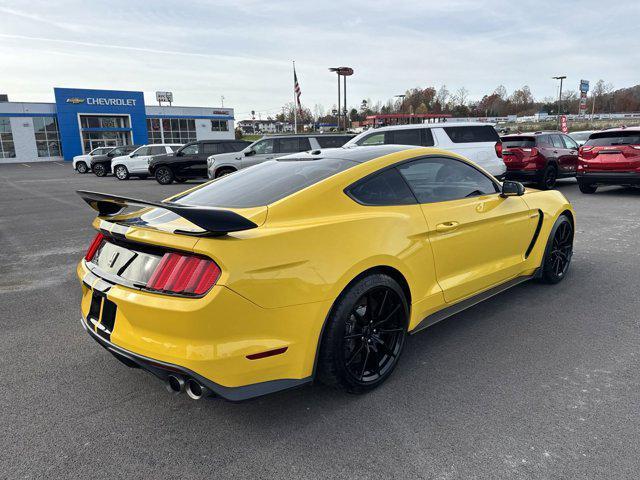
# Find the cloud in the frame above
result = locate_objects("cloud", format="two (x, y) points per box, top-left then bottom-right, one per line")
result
(0, 0), (639, 118)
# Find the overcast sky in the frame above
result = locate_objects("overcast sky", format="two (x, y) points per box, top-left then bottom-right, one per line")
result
(1, 0), (638, 119)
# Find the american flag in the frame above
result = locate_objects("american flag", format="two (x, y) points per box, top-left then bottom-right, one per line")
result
(294, 66), (302, 112)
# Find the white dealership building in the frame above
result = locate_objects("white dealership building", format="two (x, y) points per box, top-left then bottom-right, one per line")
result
(0, 87), (235, 164)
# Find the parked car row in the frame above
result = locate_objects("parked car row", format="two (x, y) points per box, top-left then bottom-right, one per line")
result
(501, 126), (640, 193)
(73, 125), (640, 194)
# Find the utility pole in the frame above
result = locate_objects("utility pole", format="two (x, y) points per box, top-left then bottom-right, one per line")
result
(553, 75), (566, 129)
(220, 95), (225, 107)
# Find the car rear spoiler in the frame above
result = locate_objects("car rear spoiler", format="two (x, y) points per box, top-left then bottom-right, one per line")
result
(76, 190), (258, 236)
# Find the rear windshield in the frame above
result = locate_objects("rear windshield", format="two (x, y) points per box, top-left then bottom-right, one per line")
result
(443, 125), (500, 143)
(173, 158), (356, 208)
(501, 136), (536, 148)
(316, 136), (353, 148)
(570, 132), (591, 142)
(584, 131), (640, 146)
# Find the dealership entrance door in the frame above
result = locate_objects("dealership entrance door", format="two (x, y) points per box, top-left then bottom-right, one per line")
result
(79, 115), (133, 153)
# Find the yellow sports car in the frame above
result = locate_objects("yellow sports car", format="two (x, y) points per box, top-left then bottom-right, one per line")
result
(77, 145), (574, 401)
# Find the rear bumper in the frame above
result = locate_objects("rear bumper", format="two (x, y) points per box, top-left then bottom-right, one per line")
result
(81, 316), (311, 401)
(78, 260), (326, 400)
(577, 172), (640, 185)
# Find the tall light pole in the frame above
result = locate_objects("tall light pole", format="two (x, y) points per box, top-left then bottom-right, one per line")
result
(329, 67), (354, 131)
(394, 94), (406, 117)
(553, 75), (566, 129)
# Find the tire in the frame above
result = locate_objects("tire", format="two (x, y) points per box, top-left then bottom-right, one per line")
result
(317, 273), (408, 394)
(155, 166), (174, 185)
(539, 214), (574, 284)
(537, 164), (558, 190)
(578, 181), (597, 194)
(215, 167), (236, 178)
(93, 163), (107, 177)
(76, 162), (88, 174)
(114, 165), (129, 180)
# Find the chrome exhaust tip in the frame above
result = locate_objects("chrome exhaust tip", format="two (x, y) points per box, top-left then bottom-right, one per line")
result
(166, 375), (185, 394)
(185, 379), (209, 400)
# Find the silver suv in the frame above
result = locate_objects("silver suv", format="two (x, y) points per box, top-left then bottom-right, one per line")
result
(207, 134), (353, 178)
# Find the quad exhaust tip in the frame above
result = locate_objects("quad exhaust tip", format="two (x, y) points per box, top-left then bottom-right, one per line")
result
(166, 375), (185, 394)
(185, 378), (210, 400)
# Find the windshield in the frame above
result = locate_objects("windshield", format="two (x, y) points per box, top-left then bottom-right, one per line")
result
(172, 158), (357, 208)
(584, 131), (640, 146)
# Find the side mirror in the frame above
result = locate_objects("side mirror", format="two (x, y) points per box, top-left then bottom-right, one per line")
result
(501, 180), (525, 197)
(245, 149), (256, 157)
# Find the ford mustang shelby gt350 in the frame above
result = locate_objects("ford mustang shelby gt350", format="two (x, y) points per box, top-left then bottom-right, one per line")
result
(77, 145), (575, 401)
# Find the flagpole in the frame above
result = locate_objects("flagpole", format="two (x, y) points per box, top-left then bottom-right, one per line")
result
(293, 60), (298, 133)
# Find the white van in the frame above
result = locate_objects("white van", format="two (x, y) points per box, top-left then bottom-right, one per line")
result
(111, 144), (182, 180)
(344, 123), (506, 178)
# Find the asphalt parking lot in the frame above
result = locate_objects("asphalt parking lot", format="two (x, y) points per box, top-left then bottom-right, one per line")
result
(1, 161), (639, 479)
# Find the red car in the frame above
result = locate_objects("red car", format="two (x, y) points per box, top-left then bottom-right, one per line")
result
(577, 127), (640, 194)
(501, 132), (579, 189)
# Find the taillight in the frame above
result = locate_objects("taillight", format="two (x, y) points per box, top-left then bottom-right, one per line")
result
(521, 147), (538, 157)
(580, 146), (593, 153)
(495, 141), (502, 158)
(85, 232), (105, 261)
(146, 252), (221, 295)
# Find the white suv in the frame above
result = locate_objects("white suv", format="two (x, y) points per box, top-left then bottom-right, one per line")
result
(344, 123), (506, 178)
(72, 147), (114, 173)
(111, 144), (182, 180)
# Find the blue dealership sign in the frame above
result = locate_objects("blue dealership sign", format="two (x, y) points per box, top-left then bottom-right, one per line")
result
(54, 88), (148, 160)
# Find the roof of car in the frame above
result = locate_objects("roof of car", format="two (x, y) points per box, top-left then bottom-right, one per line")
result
(277, 145), (415, 163)
(362, 122), (495, 132)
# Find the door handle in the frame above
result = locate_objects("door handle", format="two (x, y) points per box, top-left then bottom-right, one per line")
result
(436, 221), (459, 233)
(553, 150), (558, 154)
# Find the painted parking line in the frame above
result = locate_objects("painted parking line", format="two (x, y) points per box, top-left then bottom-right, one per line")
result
(54, 162), (65, 166)
(21, 163), (32, 168)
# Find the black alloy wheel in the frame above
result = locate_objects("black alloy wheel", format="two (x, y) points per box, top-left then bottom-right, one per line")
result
(155, 166), (174, 185)
(93, 163), (107, 177)
(318, 274), (408, 393)
(541, 215), (573, 284)
(114, 165), (129, 180)
(538, 164), (557, 190)
(76, 162), (88, 173)
(342, 287), (406, 384)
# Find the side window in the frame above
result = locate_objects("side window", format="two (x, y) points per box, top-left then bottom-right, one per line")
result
(202, 143), (221, 154)
(275, 138), (300, 154)
(150, 146), (165, 155)
(253, 139), (274, 154)
(562, 135), (578, 150)
(550, 135), (564, 149)
(181, 144), (199, 155)
(442, 126), (500, 143)
(389, 129), (422, 146)
(134, 147), (151, 156)
(397, 157), (498, 204)
(348, 168), (416, 206)
(358, 132), (385, 146)
(422, 129), (435, 146)
(316, 136), (350, 148)
(169, 145), (181, 152)
(298, 138), (311, 151)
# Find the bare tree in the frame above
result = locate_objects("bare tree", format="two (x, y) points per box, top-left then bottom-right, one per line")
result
(454, 87), (469, 106)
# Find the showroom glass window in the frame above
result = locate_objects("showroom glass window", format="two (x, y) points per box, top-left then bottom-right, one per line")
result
(162, 118), (196, 144)
(0, 117), (15, 158)
(211, 120), (229, 132)
(33, 117), (61, 157)
(147, 118), (162, 144)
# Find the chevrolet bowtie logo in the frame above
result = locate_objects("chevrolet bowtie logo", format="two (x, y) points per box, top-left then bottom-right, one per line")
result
(66, 97), (86, 104)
